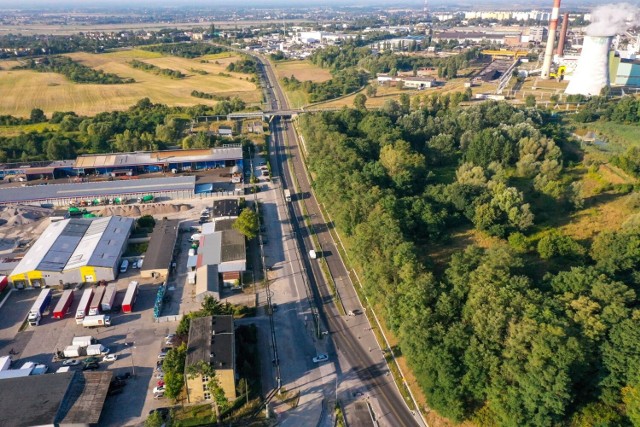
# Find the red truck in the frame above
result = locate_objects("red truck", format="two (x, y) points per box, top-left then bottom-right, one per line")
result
(122, 281), (138, 313)
(53, 289), (74, 319)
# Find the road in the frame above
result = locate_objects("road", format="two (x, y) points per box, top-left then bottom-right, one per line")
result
(252, 51), (423, 427)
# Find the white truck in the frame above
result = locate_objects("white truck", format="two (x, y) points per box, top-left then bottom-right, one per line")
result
(71, 336), (97, 347)
(63, 345), (86, 358)
(0, 355), (11, 372)
(284, 189), (291, 202)
(101, 283), (117, 312)
(82, 315), (111, 328)
(86, 344), (110, 356)
(28, 288), (52, 326)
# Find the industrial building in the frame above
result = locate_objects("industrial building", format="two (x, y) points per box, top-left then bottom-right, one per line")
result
(198, 218), (246, 286)
(195, 264), (221, 302)
(0, 371), (112, 427)
(140, 219), (181, 279)
(186, 315), (236, 402)
(9, 216), (134, 288)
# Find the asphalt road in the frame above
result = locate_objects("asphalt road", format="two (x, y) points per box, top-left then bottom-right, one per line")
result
(252, 53), (422, 427)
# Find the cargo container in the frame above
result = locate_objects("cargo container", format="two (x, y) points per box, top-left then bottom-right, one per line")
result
(28, 289), (52, 326)
(71, 336), (96, 347)
(101, 283), (117, 312)
(56, 366), (71, 373)
(82, 315), (111, 328)
(86, 344), (110, 356)
(52, 289), (74, 319)
(88, 286), (106, 316)
(0, 356), (11, 372)
(0, 275), (8, 293)
(63, 345), (85, 358)
(75, 288), (93, 324)
(121, 281), (139, 313)
(32, 364), (48, 375)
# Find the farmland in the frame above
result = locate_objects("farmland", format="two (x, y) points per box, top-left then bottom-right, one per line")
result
(274, 60), (333, 108)
(0, 49), (261, 117)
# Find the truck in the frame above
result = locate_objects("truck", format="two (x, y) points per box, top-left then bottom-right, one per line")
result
(82, 315), (111, 328)
(0, 275), (8, 293)
(88, 286), (106, 316)
(86, 344), (110, 356)
(101, 283), (117, 312)
(137, 194), (154, 203)
(71, 336), (97, 347)
(28, 289), (52, 326)
(284, 189), (291, 202)
(75, 288), (94, 324)
(122, 281), (139, 313)
(53, 289), (74, 319)
(63, 345), (86, 358)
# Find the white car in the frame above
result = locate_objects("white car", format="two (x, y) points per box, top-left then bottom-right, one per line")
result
(103, 354), (117, 362)
(153, 386), (166, 394)
(312, 354), (329, 363)
(62, 359), (80, 366)
(155, 372), (165, 379)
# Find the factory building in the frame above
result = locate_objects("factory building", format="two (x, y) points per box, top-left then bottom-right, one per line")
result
(9, 216), (133, 288)
(612, 57), (640, 86)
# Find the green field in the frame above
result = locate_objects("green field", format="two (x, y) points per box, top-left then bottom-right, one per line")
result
(0, 49), (261, 117)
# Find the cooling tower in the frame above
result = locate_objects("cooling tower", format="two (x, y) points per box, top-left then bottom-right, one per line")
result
(565, 36), (612, 96)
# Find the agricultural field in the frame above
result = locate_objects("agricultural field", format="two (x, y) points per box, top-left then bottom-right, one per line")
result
(307, 84), (421, 109)
(0, 49), (261, 117)
(274, 60), (332, 108)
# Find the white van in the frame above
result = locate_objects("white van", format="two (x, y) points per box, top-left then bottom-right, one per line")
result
(309, 250), (317, 259)
(190, 233), (201, 242)
(120, 259), (129, 273)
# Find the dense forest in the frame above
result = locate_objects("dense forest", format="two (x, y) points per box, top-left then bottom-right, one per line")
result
(226, 57), (258, 75)
(128, 59), (185, 79)
(15, 56), (134, 84)
(300, 97), (640, 426)
(142, 43), (228, 59)
(0, 97), (249, 163)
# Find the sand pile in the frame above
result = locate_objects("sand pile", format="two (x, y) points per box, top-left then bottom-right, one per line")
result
(0, 205), (52, 227)
(97, 203), (192, 218)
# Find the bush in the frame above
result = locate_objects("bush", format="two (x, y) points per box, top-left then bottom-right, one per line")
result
(537, 231), (585, 260)
(137, 215), (156, 229)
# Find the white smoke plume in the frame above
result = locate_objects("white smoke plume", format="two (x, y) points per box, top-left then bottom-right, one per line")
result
(586, 3), (640, 36)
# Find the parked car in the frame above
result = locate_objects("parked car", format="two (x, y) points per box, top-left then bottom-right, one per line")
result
(62, 359), (80, 366)
(153, 392), (165, 399)
(164, 334), (176, 345)
(312, 354), (329, 363)
(155, 372), (165, 379)
(110, 379), (126, 389)
(153, 386), (166, 394)
(115, 372), (131, 381)
(83, 357), (100, 364)
(107, 387), (123, 396)
(103, 354), (117, 362)
(83, 362), (99, 371)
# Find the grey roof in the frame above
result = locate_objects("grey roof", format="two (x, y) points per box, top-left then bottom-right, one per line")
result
(11, 216), (132, 277)
(198, 232), (222, 267)
(141, 219), (180, 273)
(196, 264), (220, 300)
(211, 199), (238, 219)
(0, 371), (111, 427)
(0, 176), (195, 204)
(186, 315), (234, 371)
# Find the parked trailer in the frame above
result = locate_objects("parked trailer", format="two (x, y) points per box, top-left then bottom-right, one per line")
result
(63, 345), (86, 358)
(82, 315), (111, 328)
(121, 281), (139, 313)
(71, 336), (97, 347)
(101, 283), (117, 312)
(88, 286), (106, 316)
(86, 344), (109, 356)
(75, 289), (94, 325)
(52, 289), (74, 319)
(28, 289), (52, 326)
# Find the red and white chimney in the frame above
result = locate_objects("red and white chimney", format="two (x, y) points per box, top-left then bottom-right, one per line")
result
(541, 0), (561, 79)
(556, 12), (569, 56)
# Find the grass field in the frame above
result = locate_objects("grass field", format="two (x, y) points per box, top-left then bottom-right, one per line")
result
(0, 123), (60, 137)
(274, 60), (332, 83)
(0, 49), (261, 117)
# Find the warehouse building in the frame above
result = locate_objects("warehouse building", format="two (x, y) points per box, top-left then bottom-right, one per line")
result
(10, 216), (133, 288)
(186, 315), (236, 403)
(140, 219), (181, 279)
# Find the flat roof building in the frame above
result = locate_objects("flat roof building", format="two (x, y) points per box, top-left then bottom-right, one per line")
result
(10, 216), (133, 288)
(186, 315), (236, 402)
(211, 199), (239, 219)
(140, 219), (180, 279)
(0, 371), (112, 427)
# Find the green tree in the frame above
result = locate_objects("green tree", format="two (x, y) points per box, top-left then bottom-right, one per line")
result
(233, 208), (259, 240)
(537, 231), (585, 260)
(366, 85), (377, 97)
(144, 411), (164, 427)
(162, 343), (187, 400)
(525, 94), (536, 108)
(353, 93), (367, 110)
(30, 108), (46, 123)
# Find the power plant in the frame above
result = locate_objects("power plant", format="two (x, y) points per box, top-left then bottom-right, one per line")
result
(556, 12), (569, 57)
(541, 0), (561, 79)
(565, 36), (613, 96)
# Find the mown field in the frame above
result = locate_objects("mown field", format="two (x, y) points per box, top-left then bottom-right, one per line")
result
(0, 49), (261, 117)
(274, 60), (332, 108)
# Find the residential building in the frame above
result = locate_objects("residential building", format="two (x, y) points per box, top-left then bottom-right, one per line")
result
(186, 315), (236, 402)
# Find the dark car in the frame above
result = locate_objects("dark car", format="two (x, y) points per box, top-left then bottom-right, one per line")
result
(115, 372), (131, 381)
(83, 363), (99, 371)
(107, 387), (123, 396)
(83, 357), (99, 364)
(110, 379), (126, 389)
(149, 407), (171, 420)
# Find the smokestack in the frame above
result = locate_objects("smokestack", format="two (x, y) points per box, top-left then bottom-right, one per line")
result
(565, 36), (612, 96)
(541, 0), (561, 79)
(556, 12), (569, 56)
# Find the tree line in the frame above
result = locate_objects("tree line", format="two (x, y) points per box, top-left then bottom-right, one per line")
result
(128, 59), (185, 79)
(142, 42), (228, 59)
(0, 97), (249, 163)
(15, 56), (134, 84)
(299, 98), (640, 425)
